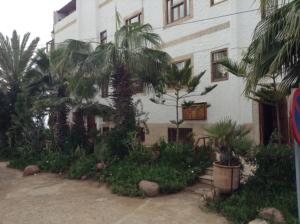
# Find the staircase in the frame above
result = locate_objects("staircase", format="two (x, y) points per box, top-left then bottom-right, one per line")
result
(199, 167), (213, 186)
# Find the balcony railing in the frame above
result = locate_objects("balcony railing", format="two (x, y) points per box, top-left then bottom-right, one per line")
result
(54, 0), (76, 24)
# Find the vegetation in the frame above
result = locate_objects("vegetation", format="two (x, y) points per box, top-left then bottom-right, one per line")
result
(151, 60), (217, 143)
(205, 118), (252, 166)
(208, 143), (297, 224)
(101, 141), (213, 196)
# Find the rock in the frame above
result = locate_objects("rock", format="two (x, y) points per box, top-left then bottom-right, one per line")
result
(139, 180), (160, 197)
(249, 219), (268, 224)
(259, 208), (286, 223)
(96, 163), (107, 171)
(23, 165), (40, 176)
(81, 175), (88, 181)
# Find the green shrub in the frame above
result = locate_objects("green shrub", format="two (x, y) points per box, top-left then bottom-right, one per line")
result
(69, 155), (97, 179)
(101, 142), (212, 197)
(208, 144), (297, 224)
(8, 147), (40, 169)
(105, 128), (130, 159)
(255, 144), (295, 189)
(38, 151), (71, 173)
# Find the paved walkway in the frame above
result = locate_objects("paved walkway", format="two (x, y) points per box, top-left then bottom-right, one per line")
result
(0, 162), (228, 224)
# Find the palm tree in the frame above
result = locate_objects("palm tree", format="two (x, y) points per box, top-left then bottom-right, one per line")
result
(89, 23), (170, 132)
(32, 43), (112, 151)
(0, 30), (39, 147)
(248, 0), (300, 90)
(151, 60), (217, 143)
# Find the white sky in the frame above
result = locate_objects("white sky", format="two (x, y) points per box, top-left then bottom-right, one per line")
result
(0, 0), (71, 48)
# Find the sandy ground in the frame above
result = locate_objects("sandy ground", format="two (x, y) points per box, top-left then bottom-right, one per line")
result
(0, 162), (228, 224)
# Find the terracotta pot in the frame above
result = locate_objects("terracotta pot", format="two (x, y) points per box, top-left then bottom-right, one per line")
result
(213, 162), (240, 194)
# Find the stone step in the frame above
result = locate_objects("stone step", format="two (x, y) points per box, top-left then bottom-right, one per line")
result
(205, 167), (213, 176)
(199, 174), (213, 185)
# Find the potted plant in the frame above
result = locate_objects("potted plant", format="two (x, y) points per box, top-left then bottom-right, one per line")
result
(205, 118), (252, 193)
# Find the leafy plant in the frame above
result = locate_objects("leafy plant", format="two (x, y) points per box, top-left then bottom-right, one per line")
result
(38, 151), (71, 173)
(205, 118), (252, 166)
(68, 154), (97, 179)
(207, 143), (297, 224)
(151, 60), (217, 143)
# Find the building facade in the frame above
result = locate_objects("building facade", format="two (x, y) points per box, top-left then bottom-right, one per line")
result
(53, 0), (264, 145)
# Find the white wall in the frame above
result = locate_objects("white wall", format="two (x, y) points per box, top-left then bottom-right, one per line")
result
(54, 0), (261, 128)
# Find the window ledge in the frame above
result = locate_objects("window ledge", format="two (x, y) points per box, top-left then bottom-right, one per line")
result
(164, 15), (193, 29)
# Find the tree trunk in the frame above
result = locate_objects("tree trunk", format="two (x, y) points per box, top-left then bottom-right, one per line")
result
(54, 85), (70, 149)
(112, 65), (136, 132)
(275, 102), (282, 144)
(176, 91), (179, 144)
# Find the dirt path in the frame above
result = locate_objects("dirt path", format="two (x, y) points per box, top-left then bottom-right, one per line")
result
(0, 162), (228, 224)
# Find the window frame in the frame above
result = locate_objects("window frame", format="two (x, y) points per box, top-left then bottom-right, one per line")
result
(211, 48), (229, 82)
(210, 0), (227, 7)
(100, 30), (107, 44)
(166, 0), (191, 24)
(126, 12), (142, 25)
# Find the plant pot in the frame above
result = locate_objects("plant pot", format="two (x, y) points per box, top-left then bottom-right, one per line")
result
(213, 162), (240, 194)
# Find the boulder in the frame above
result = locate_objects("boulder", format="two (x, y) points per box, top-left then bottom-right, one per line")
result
(249, 219), (268, 224)
(96, 163), (107, 171)
(81, 175), (88, 181)
(139, 180), (160, 197)
(23, 165), (40, 176)
(259, 208), (286, 223)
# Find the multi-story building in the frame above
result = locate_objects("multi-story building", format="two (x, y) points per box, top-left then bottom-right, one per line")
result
(53, 0), (289, 145)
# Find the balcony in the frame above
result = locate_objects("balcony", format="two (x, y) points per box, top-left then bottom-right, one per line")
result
(54, 0), (76, 24)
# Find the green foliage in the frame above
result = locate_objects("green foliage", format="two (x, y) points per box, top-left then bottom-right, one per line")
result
(101, 142), (213, 197)
(205, 118), (252, 165)
(38, 151), (71, 173)
(69, 154), (97, 179)
(208, 144), (297, 224)
(105, 127), (131, 159)
(8, 147), (40, 170)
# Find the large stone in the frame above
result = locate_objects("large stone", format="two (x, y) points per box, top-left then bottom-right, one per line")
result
(96, 163), (107, 171)
(23, 165), (40, 176)
(139, 180), (160, 197)
(259, 208), (286, 223)
(249, 219), (268, 224)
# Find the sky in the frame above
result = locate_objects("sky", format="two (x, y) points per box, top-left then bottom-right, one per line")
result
(0, 0), (71, 48)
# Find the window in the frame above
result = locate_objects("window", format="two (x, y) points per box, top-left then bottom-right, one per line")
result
(211, 0), (227, 6)
(182, 103), (207, 120)
(126, 13), (142, 25)
(168, 128), (193, 144)
(211, 49), (228, 82)
(167, 0), (190, 24)
(174, 59), (190, 70)
(101, 79), (109, 98)
(100, 30), (107, 44)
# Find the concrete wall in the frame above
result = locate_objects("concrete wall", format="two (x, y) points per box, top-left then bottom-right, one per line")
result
(54, 0), (261, 144)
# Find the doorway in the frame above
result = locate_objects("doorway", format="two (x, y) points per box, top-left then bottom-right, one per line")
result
(259, 100), (289, 145)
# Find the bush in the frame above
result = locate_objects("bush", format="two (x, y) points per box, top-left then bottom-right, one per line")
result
(69, 154), (97, 179)
(208, 144), (297, 224)
(101, 142), (213, 197)
(255, 144), (295, 189)
(105, 128), (130, 159)
(38, 151), (71, 173)
(8, 147), (40, 169)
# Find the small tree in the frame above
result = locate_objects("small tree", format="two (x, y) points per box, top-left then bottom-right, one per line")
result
(151, 60), (217, 143)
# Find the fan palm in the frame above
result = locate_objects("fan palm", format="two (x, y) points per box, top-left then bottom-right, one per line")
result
(88, 23), (170, 132)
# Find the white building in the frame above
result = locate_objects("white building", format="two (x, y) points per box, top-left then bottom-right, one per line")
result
(53, 0), (288, 145)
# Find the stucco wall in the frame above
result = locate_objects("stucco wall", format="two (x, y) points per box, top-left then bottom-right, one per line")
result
(54, 0), (262, 144)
